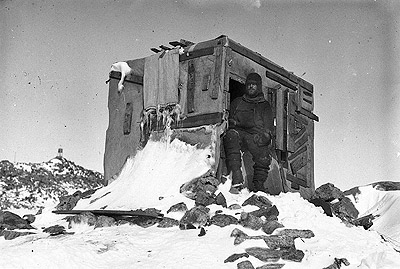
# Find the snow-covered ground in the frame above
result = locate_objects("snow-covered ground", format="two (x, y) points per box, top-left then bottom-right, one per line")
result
(1, 139), (400, 269)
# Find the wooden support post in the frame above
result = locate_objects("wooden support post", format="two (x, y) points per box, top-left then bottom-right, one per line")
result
(187, 60), (195, 113)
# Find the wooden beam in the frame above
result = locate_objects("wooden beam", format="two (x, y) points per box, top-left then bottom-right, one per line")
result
(286, 173), (308, 188)
(179, 47), (214, 61)
(109, 71), (143, 85)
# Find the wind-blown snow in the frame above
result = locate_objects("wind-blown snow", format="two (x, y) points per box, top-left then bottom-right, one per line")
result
(75, 139), (214, 211)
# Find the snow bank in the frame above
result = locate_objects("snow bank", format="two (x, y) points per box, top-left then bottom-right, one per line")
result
(75, 139), (214, 211)
(348, 185), (400, 251)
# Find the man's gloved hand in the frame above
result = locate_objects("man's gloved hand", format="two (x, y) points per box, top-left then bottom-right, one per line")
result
(254, 131), (271, 147)
(228, 118), (237, 128)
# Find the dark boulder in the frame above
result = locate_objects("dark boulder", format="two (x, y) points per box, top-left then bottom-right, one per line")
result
(0, 211), (34, 230)
(95, 216), (116, 228)
(195, 190), (216, 206)
(0, 229), (34, 240)
(43, 225), (68, 235)
(211, 214), (239, 227)
(245, 247), (281, 262)
(179, 205), (210, 229)
(263, 235), (296, 250)
(167, 202), (188, 214)
(261, 220), (284, 235)
(56, 190), (82, 211)
(276, 229), (315, 239)
(281, 248), (305, 262)
(224, 253), (249, 263)
(331, 197), (359, 222)
(309, 198), (333, 217)
(216, 192), (227, 208)
(256, 263), (285, 269)
(239, 212), (263, 230)
(237, 260), (255, 269)
(313, 183), (344, 202)
(249, 205), (279, 221)
(242, 194), (272, 209)
(157, 217), (179, 228)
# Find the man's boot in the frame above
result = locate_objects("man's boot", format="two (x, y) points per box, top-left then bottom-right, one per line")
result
(230, 169), (244, 194)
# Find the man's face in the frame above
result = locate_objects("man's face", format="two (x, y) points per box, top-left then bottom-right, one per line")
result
(246, 80), (258, 96)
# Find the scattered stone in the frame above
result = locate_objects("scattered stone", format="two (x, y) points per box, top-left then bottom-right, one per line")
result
(95, 215), (116, 228)
(179, 222), (197, 230)
(81, 189), (97, 199)
(256, 264), (285, 269)
(237, 260), (255, 269)
(331, 197), (359, 222)
(245, 247), (281, 262)
(229, 204), (242, 210)
(23, 214), (36, 224)
(224, 253), (249, 263)
(261, 220), (284, 235)
(198, 227), (206, 237)
(263, 235), (295, 250)
(195, 190), (216, 206)
(167, 202), (188, 214)
(180, 172), (219, 200)
(276, 229), (315, 239)
(250, 205), (279, 221)
(240, 212), (263, 230)
(281, 248), (304, 262)
(0, 211), (34, 230)
(179, 205), (210, 229)
(43, 225), (67, 235)
(66, 212), (97, 228)
(231, 228), (249, 245)
(242, 194), (273, 209)
(313, 183), (344, 202)
(157, 217), (179, 228)
(0, 230), (35, 240)
(323, 257), (350, 269)
(309, 198), (333, 217)
(216, 192), (227, 208)
(211, 214), (238, 227)
(144, 208), (162, 216)
(353, 214), (374, 230)
(56, 190), (82, 211)
(130, 216), (160, 228)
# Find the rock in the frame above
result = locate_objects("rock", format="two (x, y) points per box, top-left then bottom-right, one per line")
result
(81, 189), (97, 199)
(323, 257), (350, 269)
(198, 227), (206, 236)
(95, 216), (116, 228)
(157, 217), (179, 228)
(211, 214), (238, 227)
(309, 198), (333, 217)
(313, 183), (344, 202)
(43, 225), (67, 235)
(216, 192), (227, 208)
(179, 205), (210, 229)
(66, 212), (97, 228)
(256, 264), (285, 269)
(229, 204), (242, 210)
(167, 202), (188, 214)
(240, 212), (263, 230)
(245, 247), (281, 262)
(129, 216), (160, 228)
(180, 172), (219, 200)
(281, 248), (305, 262)
(331, 197), (359, 222)
(224, 253), (249, 263)
(195, 190), (216, 206)
(250, 205), (279, 221)
(56, 190), (82, 211)
(263, 235), (295, 250)
(237, 260), (255, 269)
(353, 214), (374, 230)
(23, 214), (36, 224)
(261, 220), (284, 235)
(242, 194), (273, 209)
(231, 228), (249, 245)
(0, 230), (34, 240)
(0, 211), (34, 230)
(276, 229), (315, 239)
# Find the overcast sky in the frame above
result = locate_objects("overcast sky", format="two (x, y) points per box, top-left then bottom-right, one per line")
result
(1, 0), (399, 190)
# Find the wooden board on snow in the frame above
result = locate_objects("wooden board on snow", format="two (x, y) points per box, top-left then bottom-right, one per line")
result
(52, 209), (164, 219)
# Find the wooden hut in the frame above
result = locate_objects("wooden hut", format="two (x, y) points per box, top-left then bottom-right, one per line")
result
(104, 35), (319, 199)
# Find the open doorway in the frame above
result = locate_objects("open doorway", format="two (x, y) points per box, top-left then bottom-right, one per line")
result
(229, 78), (246, 103)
